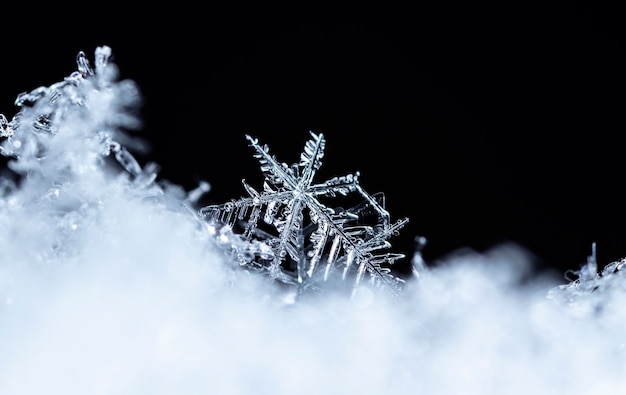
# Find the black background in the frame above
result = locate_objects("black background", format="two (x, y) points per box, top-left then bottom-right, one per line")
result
(1, 3), (623, 278)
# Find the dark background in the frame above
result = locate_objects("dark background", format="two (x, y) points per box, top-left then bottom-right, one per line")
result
(1, 3), (623, 279)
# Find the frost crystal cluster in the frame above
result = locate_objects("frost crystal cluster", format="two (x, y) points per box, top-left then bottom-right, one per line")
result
(547, 242), (626, 317)
(0, 46), (207, 265)
(0, 45), (162, 198)
(200, 132), (410, 298)
(2, 46), (139, 175)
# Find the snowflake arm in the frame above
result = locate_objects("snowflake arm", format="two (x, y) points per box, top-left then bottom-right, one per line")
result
(246, 134), (298, 190)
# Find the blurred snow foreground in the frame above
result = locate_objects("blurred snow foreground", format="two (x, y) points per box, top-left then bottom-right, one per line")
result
(1, 46), (626, 394)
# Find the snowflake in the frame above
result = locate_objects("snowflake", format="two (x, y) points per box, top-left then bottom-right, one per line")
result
(200, 132), (409, 298)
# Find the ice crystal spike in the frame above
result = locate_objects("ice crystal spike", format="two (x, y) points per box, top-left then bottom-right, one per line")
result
(200, 132), (409, 298)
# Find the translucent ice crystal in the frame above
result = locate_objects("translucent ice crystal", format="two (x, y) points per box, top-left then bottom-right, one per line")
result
(547, 242), (626, 317)
(0, 46), (207, 265)
(199, 132), (409, 298)
(1, 46), (143, 178)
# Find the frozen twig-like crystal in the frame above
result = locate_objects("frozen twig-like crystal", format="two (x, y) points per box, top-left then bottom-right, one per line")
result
(200, 132), (409, 298)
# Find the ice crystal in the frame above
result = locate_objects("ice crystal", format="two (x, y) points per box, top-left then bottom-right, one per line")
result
(0, 46), (207, 264)
(0, 45), (212, 207)
(0, 46), (150, 185)
(547, 242), (626, 316)
(200, 132), (409, 298)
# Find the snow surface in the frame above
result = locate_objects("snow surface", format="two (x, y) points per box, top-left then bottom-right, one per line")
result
(1, 46), (625, 395)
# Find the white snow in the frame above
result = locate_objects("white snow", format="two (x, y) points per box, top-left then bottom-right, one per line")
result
(1, 46), (625, 395)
